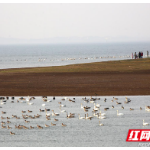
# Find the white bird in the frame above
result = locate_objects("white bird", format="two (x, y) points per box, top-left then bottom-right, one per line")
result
(26, 98), (30, 102)
(98, 113), (106, 119)
(90, 100), (95, 103)
(47, 100), (52, 102)
(117, 110), (123, 116)
(0, 102), (6, 105)
(96, 103), (100, 108)
(78, 114), (85, 119)
(99, 111), (106, 116)
(64, 97), (68, 100)
(60, 107), (66, 113)
(94, 103), (99, 111)
(46, 112), (51, 116)
(99, 120), (104, 126)
(42, 104), (46, 107)
(0, 100), (6, 105)
(93, 113), (99, 117)
(94, 108), (99, 111)
(145, 106), (150, 112)
(60, 104), (66, 107)
(52, 110), (59, 116)
(143, 119), (149, 126)
(81, 103), (84, 109)
(61, 110), (66, 113)
(85, 113), (93, 120)
(28, 102), (34, 105)
(98, 116), (106, 119)
(26, 96), (30, 102)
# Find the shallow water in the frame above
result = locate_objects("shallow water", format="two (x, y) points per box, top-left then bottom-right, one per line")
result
(0, 95), (150, 147)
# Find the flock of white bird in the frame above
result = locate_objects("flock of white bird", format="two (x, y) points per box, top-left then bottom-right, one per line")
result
(0, 96), (149, 135)
(0, 55), (132, 63)
(2, 54), (149, 63)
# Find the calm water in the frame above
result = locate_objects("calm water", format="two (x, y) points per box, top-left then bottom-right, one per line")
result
(0, 43), (150, 147)
(0, 95), (150, 147)
(0, 42), (150, 69)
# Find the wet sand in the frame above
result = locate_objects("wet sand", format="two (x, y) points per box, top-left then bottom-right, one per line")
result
(0, 59), (150, 96)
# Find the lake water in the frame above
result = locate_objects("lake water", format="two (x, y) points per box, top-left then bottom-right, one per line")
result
(0, 42), (150, 69)
(0, 43), (150, 147)
(0, 95), (150, 147)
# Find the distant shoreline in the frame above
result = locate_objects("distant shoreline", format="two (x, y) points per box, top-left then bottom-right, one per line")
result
(0, 58), (150, 96)
(0, 57), (131, 71)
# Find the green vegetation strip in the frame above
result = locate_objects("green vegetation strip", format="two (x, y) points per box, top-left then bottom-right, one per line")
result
(0, 58), (150, 74)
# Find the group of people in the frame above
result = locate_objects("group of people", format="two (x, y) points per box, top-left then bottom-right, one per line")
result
(132, 51), (143, 59)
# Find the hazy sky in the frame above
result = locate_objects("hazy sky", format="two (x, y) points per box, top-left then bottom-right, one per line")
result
(0, 3), (150, 43)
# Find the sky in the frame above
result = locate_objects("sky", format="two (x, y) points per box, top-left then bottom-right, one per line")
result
(0, 2), (150, 44)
